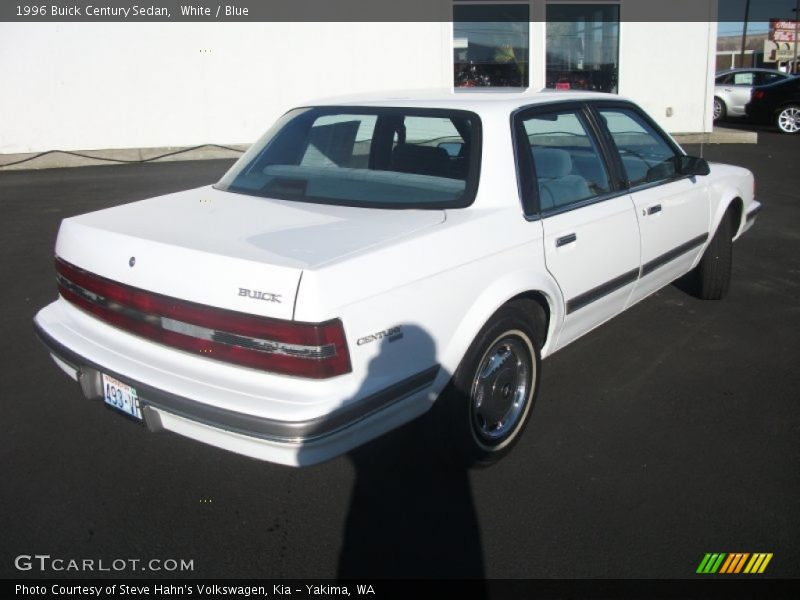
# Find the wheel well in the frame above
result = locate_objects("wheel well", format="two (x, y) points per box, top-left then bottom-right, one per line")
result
(773, 102), (800, 119)
(727, 197), (744, 237)
(507, 291), (551, 348)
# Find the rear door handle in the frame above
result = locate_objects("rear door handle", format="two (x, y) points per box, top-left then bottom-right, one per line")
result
(556, 233), (577, 247)
(647, 204), (662, 215)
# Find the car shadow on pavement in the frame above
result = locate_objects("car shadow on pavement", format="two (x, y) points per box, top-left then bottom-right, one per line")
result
(334, 327), (488, 583)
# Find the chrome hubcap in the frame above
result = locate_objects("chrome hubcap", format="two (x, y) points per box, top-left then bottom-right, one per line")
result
(778, 108), (800, 133)
(470, 335), (532, 444)
(713, 100), (722, 120)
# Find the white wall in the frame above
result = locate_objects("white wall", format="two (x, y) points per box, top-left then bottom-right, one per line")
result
(0, 22), (450, 153)
(618, 18), (717, 134)
(0, 2), (718, 155)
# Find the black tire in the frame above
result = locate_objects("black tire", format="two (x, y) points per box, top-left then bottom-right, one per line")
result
(775, 104), (800, 134)
(432, 300), (544, 468)
(695, 212), (733, 300)
(713, 97), (726, 122)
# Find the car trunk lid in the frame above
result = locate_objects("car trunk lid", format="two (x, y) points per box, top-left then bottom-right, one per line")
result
(55, 185), (445, 320)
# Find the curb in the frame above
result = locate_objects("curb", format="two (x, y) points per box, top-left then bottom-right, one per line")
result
(0, 144), (249, 171)
(673, 126), (757, 145)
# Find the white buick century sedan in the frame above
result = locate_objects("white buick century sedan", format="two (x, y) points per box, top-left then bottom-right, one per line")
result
(34, 90), (761, 467)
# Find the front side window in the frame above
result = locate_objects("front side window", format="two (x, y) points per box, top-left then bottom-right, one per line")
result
(216, 108), (480, 209)
(522, 110), (611, 211)
(453, 3), (530, 88)
(546, 3), (620, 93)
(598, 108), (679, 187)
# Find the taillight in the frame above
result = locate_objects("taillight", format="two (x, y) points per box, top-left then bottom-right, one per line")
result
(753, 90), (765, 100)
(55, 257), (351, 379)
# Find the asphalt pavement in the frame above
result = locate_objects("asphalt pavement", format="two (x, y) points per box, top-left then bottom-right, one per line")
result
(1, 129), (798, 581)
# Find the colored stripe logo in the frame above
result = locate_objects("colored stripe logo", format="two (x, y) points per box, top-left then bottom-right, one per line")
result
(696, 553), (773, 574)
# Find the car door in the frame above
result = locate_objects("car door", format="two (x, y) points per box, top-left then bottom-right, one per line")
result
(726, 71), (757, 115)
(514, 103), (641, 350)
(591, 103), (710, 305)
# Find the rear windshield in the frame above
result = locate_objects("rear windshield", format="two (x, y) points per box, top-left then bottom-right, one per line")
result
(216, 107), (482, 209)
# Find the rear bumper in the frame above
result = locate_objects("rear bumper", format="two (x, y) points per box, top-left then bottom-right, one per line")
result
(34, 308), (438, 466)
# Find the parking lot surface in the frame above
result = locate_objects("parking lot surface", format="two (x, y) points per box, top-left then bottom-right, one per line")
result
(1, 130), (798, 579)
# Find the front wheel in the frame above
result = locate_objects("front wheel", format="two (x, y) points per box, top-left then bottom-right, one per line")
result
(776, 105), (800, 134)
(713, 97), (726, 122)
(433, 301), (543, 467)
(694, 212), (733, 300)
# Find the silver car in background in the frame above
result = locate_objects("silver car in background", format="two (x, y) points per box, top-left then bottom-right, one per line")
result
(714, 68), (792, 121)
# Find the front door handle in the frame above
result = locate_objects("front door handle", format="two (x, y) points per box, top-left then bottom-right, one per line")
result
(556, 233), (577, 247)
(647, 204), (662, 215)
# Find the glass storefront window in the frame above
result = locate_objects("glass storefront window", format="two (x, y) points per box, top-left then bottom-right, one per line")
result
(454, 4), (530, 88)
(546, 3), (620, 93)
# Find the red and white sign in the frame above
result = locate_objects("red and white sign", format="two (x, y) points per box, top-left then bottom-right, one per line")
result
(772, 29), (797, 42)
(770, 19), (799, 43)
(770, 20), (799, 31)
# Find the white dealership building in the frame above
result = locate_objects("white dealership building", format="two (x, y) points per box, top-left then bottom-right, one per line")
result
(0, 0), (718, 160)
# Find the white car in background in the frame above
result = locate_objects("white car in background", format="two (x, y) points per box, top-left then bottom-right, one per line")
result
(714, 67), (793, 121)
(34, 90), (761, 467)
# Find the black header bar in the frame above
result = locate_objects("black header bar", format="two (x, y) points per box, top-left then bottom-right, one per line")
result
(1, 0), (800, 23)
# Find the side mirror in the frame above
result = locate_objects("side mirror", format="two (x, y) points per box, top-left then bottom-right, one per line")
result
(677, 155), (710, 177)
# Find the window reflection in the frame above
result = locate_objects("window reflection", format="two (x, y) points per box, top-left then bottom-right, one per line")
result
(546, 4), (620, 93)
(454, 4), (530, 88)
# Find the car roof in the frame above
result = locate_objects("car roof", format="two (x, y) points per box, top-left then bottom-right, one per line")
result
(304, 88), (627, 113)
(758, 74), (800, 88)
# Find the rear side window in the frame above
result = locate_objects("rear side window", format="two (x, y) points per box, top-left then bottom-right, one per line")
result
(759, 72), (786, 85)
(216, 107), (481, 209)
(522, 110), (611, 211)
(598, 108), (679, 187)
(732, 71), (755, 85)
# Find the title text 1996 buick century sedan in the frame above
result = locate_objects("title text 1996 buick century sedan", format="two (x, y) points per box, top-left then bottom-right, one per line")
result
(34, 90), (761, 467)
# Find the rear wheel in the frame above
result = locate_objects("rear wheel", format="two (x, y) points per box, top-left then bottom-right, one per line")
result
(694, 212), (733, 300)
(433, 301), (543, 467)
(776, 105), (800, 134)
(713, 97), (726, 122)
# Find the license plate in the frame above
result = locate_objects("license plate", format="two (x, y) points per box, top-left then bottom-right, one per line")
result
(102, 373), (142, 421)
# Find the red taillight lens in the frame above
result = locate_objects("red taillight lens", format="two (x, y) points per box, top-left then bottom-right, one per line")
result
(753, 90), (765, 100)
(55, 257), (351, 379)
